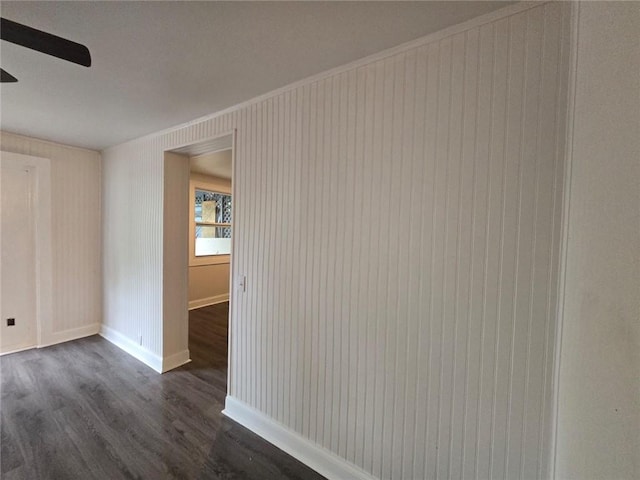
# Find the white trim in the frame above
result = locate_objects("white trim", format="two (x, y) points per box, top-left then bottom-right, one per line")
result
(0, 344), (38, 356)
(165, 130), (236, 156)
(188, 293), (230, 310)
(222, 396), (376, 480)
(550, 2), (580, 478)
(100, 324), (163, 373)
(1, 324), (100, 355)
(227, 129), (236, 398)
(32, 157), (53, 349)
(190, 146), (232, 161)
(162, 130), (234, 383)
(39, 323), (100, 348)
(109, 2), (544, 152)
(0, 152), (52, 354)
(162, 349), (191, 372)
(1, 323), (104, 355)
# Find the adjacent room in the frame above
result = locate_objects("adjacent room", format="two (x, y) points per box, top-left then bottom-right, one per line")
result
(0, 2), (637, 480)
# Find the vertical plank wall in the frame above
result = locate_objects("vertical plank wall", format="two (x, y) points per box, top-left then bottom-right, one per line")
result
(0, 132), (102, 343)
(102, 135), (164, 361)
(101, 3), (569, 479)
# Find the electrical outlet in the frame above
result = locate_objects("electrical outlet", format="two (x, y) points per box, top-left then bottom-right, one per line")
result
(7, 318), (15, 326)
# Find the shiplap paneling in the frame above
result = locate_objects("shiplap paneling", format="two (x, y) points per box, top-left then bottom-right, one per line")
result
(102, 140), (163, 359)
(101, 2), (570, 478)
(0, 132), (101, 343)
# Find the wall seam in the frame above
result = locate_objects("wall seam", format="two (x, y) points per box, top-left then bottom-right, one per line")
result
(549, 1), (580, 478)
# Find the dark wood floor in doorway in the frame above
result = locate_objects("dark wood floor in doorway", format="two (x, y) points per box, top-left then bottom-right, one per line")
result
(0, 303), (326, 480)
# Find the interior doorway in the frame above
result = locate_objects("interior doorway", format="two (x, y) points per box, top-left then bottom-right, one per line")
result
(188, 149), (233, 310)
(187, 147), (233, 377)
(162, 132), (234, 381)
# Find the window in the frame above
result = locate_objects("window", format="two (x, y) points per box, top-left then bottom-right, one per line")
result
(194, 189), (231, 256)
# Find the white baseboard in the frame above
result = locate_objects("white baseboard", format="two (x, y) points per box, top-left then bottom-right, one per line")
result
(1, 323), (101, 356)
(3, 324), (189, 376)
(222, 396), (376, 480)
(100, 324), (163, 373)
(188, 293), (229, 310)
(162, 349), (191, 372)
(39, 323), (101, 348)
(0, 343), (37, 356)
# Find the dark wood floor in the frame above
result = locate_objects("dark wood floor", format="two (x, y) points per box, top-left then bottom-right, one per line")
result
(0, 303), (326, 480)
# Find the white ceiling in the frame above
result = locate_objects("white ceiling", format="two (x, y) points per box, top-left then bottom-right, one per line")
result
(0, 1), (509, 151)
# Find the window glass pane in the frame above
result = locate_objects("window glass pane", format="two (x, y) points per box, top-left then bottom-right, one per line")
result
(195, 190), (232, 224)
(195, 225), (231, 239)
(194, 189), (232, 256)
(195, 226), (231, 256)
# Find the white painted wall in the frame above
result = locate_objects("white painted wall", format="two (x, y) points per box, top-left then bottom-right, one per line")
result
(162, 152), (190, 370)
(101, 3), (570, 478)
(0, 132), (102, 345)
(555, 3), (640, 479)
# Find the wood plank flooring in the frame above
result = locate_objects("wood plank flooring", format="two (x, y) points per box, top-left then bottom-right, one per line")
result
(0, 303), (326, 480)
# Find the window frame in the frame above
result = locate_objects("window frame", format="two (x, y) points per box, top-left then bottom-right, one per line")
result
(189, 174), (232, 267)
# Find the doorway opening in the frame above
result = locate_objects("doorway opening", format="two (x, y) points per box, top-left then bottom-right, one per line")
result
(187, 147), (233, 378)
(162, 132), (234, 388)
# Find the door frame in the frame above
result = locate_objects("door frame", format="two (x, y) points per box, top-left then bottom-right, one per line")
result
(0, 151), (52, 354)
(162, 131), (236, 380)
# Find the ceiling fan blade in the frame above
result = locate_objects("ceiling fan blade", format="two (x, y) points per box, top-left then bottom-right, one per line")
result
(1, 17), (91, 67)
(0, 68), (18, 82)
